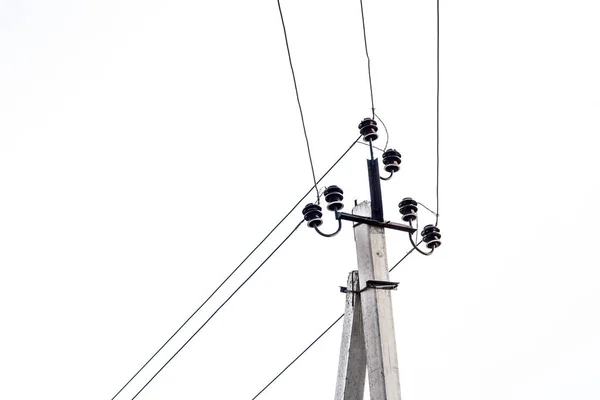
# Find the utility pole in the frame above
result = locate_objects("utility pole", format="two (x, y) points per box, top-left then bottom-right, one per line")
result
(345, 201), (401, 400)
(301, 117), (442, 400)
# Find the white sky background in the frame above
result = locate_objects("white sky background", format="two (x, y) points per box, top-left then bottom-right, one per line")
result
(1, 0), (599, 399)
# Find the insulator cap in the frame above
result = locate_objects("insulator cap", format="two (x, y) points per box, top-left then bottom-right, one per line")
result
(382, 149), (401, 173)
(323, 185), (344, 212)
(421, 224), (441, 249)
(398, 197), (418, 222)
(358, 118), (378, 142)
(302, 203), (323, 228)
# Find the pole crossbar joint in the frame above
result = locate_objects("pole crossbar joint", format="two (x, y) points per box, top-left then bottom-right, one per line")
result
(335, 211), (416, 234)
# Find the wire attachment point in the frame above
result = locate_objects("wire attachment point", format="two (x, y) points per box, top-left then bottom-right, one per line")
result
(421, 224), (442, 249)
(323, 185), (344, 211)
(302, 203), (323, 228)
(304, 187), (345, 237)
(358, 118), (379, 142)
(398, 197), (418, 222)
(382, 149), (401, 173)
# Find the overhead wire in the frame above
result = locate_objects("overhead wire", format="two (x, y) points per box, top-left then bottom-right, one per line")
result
(435, 0), (440, 226)
(408, 223), (433, 256)
(276, 0), (320, 203)
(110, 136), (360, 400)
(250, 242), (422, 399)
(357, 141), (385, 153)
(131, 221), (304, 400)
(374, 112), (390, 151)
(251, 314), (345, 400)
(417, 201), (438, 218)
(389, 240), (422, 272)
(359, 0), (375, 119)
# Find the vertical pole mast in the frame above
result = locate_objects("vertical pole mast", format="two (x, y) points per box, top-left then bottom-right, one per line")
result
(353, 201), (401, 400)
(367, 159), (384, 222)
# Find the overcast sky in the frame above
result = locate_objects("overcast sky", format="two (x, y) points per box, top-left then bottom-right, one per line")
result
(1, 1), (599, 399)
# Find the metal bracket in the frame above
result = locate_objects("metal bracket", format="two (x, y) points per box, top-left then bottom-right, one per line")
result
(366, 280), (399, 290)
(336, 211), (416, 234)
(340, 280), (399, 293)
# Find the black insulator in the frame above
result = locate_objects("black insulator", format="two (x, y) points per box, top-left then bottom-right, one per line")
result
(323, 185), (344, 212)
(382, 149), (401, 173)
(398, 197), (418, 222)
(302, 203), (323, 228)
(358, 118), (379, 142)
(421, 224), (442, 249)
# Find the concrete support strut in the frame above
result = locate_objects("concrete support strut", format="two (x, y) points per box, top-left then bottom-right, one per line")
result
(335, 201), (401, 400)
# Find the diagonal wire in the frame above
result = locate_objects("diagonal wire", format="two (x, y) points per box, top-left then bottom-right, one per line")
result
(110, 137), (360, 400)
(357, 141), (385, 153)
(389, 240), (421, 272)
(276, 0), (319, 203)
(131, 221), (304, 400)
(359, 0), (375, 119)
(435, 0), (440, 226)
(250, 242), (422, 399)
(251, 314), (345, 400)
(416, 201), (438, 218)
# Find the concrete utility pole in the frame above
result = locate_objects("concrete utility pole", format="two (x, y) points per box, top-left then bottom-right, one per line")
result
(301, 118), (441, 400)
(335, 202), (401, 400)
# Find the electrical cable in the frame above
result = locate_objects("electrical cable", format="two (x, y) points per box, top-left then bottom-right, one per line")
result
(417, 201), (438, 218)
(435, 0), (440, 226)
(251, 314), (345, 400)
(110, 137), (360, 400)
(359, 0), (375, 119)
(380, 171), (393, 181)
(374, 112), (390, 151)
(359, 3), (393, 160)
(408, 221), (433, 256)
(276, 0), (319, 203)
(389, 240), (422, 272)
(357, 141), (385, 153)
(130, 221), (304, 400)
(250, 244), (420, 399)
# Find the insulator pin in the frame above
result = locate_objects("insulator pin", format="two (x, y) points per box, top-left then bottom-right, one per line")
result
(323, 185), (344, 212)
(382, 149), (401, 173)
(398, 197), (418, 222)
(358, 118), (378, 142)
(421, 224), (442, 249)
(302, 203), (323, 228)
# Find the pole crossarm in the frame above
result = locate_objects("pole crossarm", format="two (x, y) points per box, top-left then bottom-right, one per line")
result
(335, 211), (416, 234)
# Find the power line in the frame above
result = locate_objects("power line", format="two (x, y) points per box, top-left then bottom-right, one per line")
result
(276, 0), (319, 204)
(251, 314), (345, 400)
(250, 243), (421, 399)
(359, 0), (375, 119)
(110, 137), (360, 400)
(374, 112), (390, 151)
(416, 201), (438, 218)
(357, 141), (385, 153)
(435, 0), (440, 226)
(389, 240), (421, 272)
(131, 221), (303, 400)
